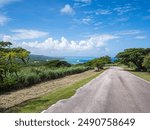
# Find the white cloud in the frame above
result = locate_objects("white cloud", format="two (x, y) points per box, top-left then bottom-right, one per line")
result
(2, 29), (49, 41)
(2, 35), (12, 41)
(116, 30), (141, 36)
(73, 0), (91, 8)
(0, 14), (9, 25)
(0, 0), (19, 7)
(113, 6), (135, 15)
(0, 0), (19, 25)
(104, 47), (110, 53)
(15, 35), (118, 53)
(94, 22), (102, 26)
(75, 0), (91, 3)
(81, 16), (92, 24)
(95, 10), (112, 15)
(60, 4), (75, 15)
(134, 36), (147, 39)
(73, 16), (93, 25)
(116, 17), (129, 22)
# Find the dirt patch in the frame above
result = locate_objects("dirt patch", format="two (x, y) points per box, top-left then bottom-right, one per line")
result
(0, 70), (97, 109)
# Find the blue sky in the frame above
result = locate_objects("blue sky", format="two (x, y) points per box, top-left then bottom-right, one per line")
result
(0, 0), (150, 57)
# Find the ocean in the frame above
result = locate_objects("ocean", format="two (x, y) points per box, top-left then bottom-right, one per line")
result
(62, 56), (95, 64)
(62, 56), (117, 64)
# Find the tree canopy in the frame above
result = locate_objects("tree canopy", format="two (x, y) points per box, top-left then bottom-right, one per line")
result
(116, 48), (150, 70)
(0, 41), (30, 82)
(85, 56), (111, 70)
(142, 54), (150, 72)
(45, 60), (71, 68)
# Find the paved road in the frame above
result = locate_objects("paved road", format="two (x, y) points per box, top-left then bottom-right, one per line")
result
(44, 67), (150, 113)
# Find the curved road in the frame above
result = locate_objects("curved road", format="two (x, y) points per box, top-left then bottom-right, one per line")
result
(44, 67), (150, 113)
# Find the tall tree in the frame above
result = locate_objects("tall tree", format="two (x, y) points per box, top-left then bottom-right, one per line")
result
(0, 41), (30, 82)
(116, 48), (150, 70)
(85, 56), (111, 71)
(143, 54), (150, 72)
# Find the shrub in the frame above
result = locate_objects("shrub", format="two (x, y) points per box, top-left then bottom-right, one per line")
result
(26, 74), (39, 86)
(45, 60), (71, 68)
(143, 54), (150, 72)
(1, 66), (92, 93)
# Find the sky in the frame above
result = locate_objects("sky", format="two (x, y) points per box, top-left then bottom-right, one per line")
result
(0, 0), (150, 57)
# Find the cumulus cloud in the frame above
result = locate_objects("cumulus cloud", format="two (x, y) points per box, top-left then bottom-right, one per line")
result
(15, 35), (118, 53)
(0, 14), (9, 25)
(60, 4), (75, 15)
(3, 29), (49, 41)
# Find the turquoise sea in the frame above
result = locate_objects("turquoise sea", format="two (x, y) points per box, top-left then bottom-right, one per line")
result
(62, 56), (117, 64)
(62, 56), (95, 64)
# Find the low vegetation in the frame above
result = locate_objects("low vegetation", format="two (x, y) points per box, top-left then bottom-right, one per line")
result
(4, 71), (103, 113)
(0, 41), (92, 93)
(122, 66), (150, 82)
(130, 71), (150, 82)
(0, 65), (91, 93)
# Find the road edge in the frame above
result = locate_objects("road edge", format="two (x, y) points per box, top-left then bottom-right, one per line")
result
(126, 71), (150, 84)
(42, 69), (106, 113)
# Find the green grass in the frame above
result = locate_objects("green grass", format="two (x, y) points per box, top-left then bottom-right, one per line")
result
(122, 66), (150, 82)
(130, 71), (150, 82)
(4, 70), (104, 113)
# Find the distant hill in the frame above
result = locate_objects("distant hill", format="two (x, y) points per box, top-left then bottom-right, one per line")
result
(29, 54), (63, 62)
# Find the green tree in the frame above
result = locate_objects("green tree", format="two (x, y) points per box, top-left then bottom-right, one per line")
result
(0, 41), (30, 82)
(94, 59), (105, 71)
(142, 54), (150, 72)
(85, 56), (111, 71)
(116, 48), (150, 70)
(46, 60), (71, 68)
(12, 48), (30, 64)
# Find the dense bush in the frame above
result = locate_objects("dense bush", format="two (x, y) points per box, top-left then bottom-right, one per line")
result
(45, 60), (71, 67)
(116, 48), (150, 70)
(142, 54), (150, 72)
(0, 66), (92, 93)
(0, 41), (30, 82)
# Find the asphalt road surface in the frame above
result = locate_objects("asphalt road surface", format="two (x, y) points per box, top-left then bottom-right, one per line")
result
(44, 67), (150, 113)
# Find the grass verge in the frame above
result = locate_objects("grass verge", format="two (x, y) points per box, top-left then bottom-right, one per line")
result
(123, 66), (150, 82)
(129, 71), (150, 82)
(4, 70), (104, 113)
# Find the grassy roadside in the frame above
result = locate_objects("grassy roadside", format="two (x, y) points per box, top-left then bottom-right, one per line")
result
(129, 71), (150, 82)
(4, 70), (104, 113)
(123, 66), (150, 82)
